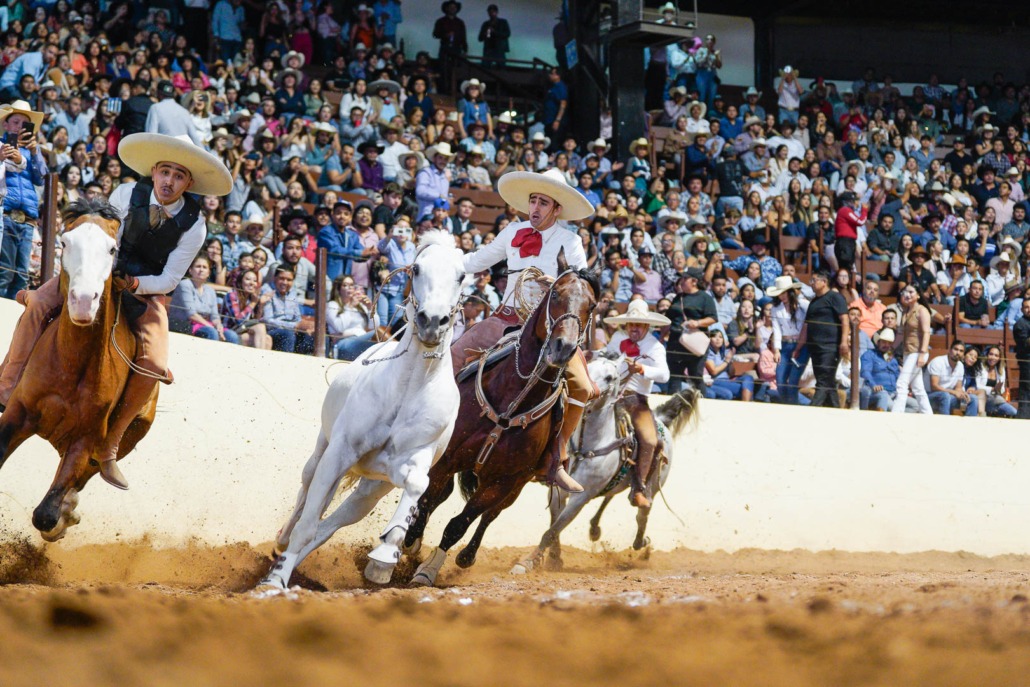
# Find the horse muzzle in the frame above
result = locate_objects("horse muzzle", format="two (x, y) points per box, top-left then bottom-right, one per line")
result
(545, 338), (577, 368)
(67, 289), (101, 325)
(414, 310), (451, 348)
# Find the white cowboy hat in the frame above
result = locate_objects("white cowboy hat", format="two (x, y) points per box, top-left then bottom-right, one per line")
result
(497, 110), (517, 125)
(242, 209), (266, 228)
(743, 115), (763, 128)
(766, 275), (803, 297)
(682, 230), (710, 254)
(669, 85), (687, 98)
(368, 79), (401, 95)
(530, 131), (551, 147)
(1007, 167), (1021, 177)
(779, 65), (798, 77)
(872, 328), (895, 344)
(353, 42), (369, 52)
(446, 111), (461, 122)
(312, 121), (337, 135)
(658, 1), (677, 13)
(971, 105), (994, 119)
(497, 168), (595, 221)
(281, 50), (306, 69)
(629, 137), (650, 152)
(991, 251), (1015, 269)
(460, 78), (486, 95)
(927, 180), (946, 192)
(425, 141), (456, 159)
(587, 137), (611, 152)
(750, 137), (768, 150)
(118, 133), (233, 196)
(940, 192), (958, 208)
(979, 123), (997, 133)
(209, 127), (235, 144)
(603, 300), (671, 328)
(744, 86), (762, 99)
(686, 100), (707, 118)
(399, 150), (427, 169)
(845, 159), (866, 176)
(467, 144), (486, 157)
(0, 100), (44, 132)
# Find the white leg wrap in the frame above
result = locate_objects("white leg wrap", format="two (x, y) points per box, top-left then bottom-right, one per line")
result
(368, 500), (419, 564)
(260, 551), (300, 590)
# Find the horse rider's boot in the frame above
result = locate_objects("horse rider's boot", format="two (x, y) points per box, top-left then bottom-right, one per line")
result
(0, 279), (63, 410)
(626, 395), (659, 509)
(549, 395), (585, 493)
(99, 457), (130, 491)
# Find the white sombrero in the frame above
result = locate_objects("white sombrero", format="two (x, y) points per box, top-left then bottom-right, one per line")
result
(604, 300), (671, 328)
(0, 100), (45, 132)
(497, 168), (595, 221)
(118, 133), (233, 196)
(425, 141), (456, 159)
(766, 275), (803, 297)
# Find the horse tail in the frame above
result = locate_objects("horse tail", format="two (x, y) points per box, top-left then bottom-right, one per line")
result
(458, 470), (479, 502)
(337, 471), (360, 495)
(656, 387), (701, 437)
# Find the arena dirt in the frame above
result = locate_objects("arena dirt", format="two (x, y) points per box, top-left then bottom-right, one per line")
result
(2, 540), (1030, 686)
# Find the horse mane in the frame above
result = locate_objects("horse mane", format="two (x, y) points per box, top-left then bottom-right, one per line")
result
(417, 229), (457, 251)
(573, 266), (601, 300)
(63, 197), (121, 228)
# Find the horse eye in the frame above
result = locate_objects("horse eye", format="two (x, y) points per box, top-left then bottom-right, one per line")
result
(109, 247), (116, 255)
(412, 263), (420, 276)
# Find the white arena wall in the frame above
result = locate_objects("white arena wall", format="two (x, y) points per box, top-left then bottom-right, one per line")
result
(0, 297), (1027, 557)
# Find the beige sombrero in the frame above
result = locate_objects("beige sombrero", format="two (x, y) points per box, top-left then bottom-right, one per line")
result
(399, 150), (427, 169)
(118, 133), (233, 196)
(766, 275), (803, 297)
(425, 142), (456, 160)
(604, 300), (671, 328)
(0, 100), (45, 132)
(497, 168), (594, 221)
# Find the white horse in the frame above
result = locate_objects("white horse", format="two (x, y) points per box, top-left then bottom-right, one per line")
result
(257, 231), (467, 590)
(512, 354), (700, 574)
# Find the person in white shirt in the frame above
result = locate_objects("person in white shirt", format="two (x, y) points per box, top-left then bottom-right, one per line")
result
(925, 340), (978, 416)
(452, 168), (596, 493)
(602, 300), (671, 508)
(0, 133), (231, 489)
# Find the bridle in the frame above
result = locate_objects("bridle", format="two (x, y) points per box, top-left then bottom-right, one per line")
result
(361, 242), (463, 366)
(512, 268), (594, 382)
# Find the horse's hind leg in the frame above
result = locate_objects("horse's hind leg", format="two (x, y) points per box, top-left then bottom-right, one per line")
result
(0, 402), (34, 471)
(275, 431), (330, 554)
(633, 505), (653, 551)
(456, 482), (524, 569)
(588, 493), (616, 542)
(513, 490), (592, 574)
(403, 464), (455, 555)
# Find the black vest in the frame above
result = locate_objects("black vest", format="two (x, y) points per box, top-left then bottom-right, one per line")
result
(116, 178), (201, 283)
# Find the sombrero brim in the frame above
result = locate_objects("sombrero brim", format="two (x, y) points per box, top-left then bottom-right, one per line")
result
(369, 80), (401, 94)
(766, 282), (803, 297)
(604, 312), (672, 328)
(118, 133), (233, 196)
(497, 171), (595, 221)
(0, 106), (45, 133)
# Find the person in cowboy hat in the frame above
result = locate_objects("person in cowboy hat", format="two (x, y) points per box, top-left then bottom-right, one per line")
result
(415, 140), (455, 219)
(740, 85), (765, 121)
(0, 133), (232, 490)
(601, 300), (671, 507)
(859, 328), (900, 411)
(434, 0), (468, 86)
(451, 168), (596, 492)
(0, 100), (42, 300)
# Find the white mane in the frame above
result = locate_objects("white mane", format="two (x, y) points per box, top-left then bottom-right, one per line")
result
(417, 229), (458, 251)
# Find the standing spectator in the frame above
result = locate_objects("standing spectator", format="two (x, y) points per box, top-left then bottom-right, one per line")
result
(478, 4), (511, 69)
(692, 34), (721, 108)
(347, 201), (381, 293)
(892, 285), (933, 414)
(416, 142), (453, 220)
(630, 248), (663, 303)
(212, 0), (245, 62)
(666, 267), (718, 391)
(1012, 299), (1030, 418)
(433, 0), (467, 87)
(833, 191), (867, 273)
(115, 79), (154, 137)
(373, 0), (403, 47)
(768, 276), (808, 405)
(146, 80), (204, 145)
(859, 328), (900, 410)
(375, 220), (416, 325)
(541, 67), (568, 150)
(263, 266), (316, 354)
(796, 270), (849, 408)
(0, 102), (45, 300)
(776, 65), (801, 125)
(926, 340), (978, 416)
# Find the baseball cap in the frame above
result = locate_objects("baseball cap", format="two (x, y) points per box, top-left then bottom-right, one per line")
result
(433, 198), (451, 211)
(157, 80), (174, 97)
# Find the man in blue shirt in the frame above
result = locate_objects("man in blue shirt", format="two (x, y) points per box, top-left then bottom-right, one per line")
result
(541, 67), (568, 151)
(0, 44), (57, 103)
(373, 0), (403, 46)
(577, 171), (601, 209)
(859, 328), (900, 410)
(601, 248), (636, 303)
(0, 102), (46, 300)
(211, 0), (245, 62)
(53, 95), (92, 146)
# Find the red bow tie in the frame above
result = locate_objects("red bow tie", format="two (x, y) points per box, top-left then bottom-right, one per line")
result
(512, 226), (542, 258)
(620, 339), (640, 357)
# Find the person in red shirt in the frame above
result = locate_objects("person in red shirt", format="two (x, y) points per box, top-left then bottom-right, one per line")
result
(834, 191), (867, 272)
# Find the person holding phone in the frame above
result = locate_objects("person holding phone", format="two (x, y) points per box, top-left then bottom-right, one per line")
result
(0, 101), (42, 302)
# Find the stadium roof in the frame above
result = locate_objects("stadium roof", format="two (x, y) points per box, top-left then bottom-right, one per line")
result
(704, 0), (1029, 26)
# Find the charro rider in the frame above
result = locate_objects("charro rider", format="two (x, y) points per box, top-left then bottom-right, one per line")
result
(0, 133), (232, 489)
(452, 168), (596, 493)
(602, 299), (671, 508)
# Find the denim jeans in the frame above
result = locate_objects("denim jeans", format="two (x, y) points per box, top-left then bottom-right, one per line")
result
(715, 196), (744, 217)
(334, 331), (377, 360)
(696, 69), (717, 107)
(707, 376), (754, 400)
(860, 384), (895, 411)
(0, 216), (35, 299)
(775, 342), (809, 405)
(379, 290), (404, 327)
(778, 108), (799, 125)
(928, 390), (978, 416)
(194, 326), (241, 344)
(268, 327), (315, 354)
(218, 39), (241, 62)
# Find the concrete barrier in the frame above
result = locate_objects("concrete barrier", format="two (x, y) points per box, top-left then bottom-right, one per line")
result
(0, 298), (1028, 556)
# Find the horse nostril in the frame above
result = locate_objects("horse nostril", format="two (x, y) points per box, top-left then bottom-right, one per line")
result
(439, 315), (449, 326)
(416, 310), (429, 327)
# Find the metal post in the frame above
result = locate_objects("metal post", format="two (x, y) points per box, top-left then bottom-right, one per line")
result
(849, 319), (860, 410)
(40, 173), (58, 283)
(314, 247), (327, 358)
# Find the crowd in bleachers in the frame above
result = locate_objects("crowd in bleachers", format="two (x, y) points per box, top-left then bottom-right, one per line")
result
(0, 0), (1029, 416)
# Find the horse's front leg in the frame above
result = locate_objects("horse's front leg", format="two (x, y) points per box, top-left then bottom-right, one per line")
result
(33, 437), (92, 541)
(513, 489), (591, 574)
(366, 445), (434, 584)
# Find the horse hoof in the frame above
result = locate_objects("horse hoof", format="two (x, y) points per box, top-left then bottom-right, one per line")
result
(409, 571), (436, 587)
(543, 556), (564, 573)
(253, 575), (288, 594)
(39, 526), (66, 543)
(402, 537), (422, 556)
(65, 509), (81, 527)
(364, 560), (395, 585)
(455, 548), (476, 569)
(633, 536), (651, 551)
(589, 525), (601, 542)
(510, 562), (530, 575)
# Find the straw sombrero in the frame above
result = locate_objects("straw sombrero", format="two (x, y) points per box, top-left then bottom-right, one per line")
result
(766, 275), (803, 297)
(425, 142), (456, 160)
(497, 168), (594, 221)
(604, 300), (671, 328)
(118, 133), (232, 196)
(0, 100), (45, 133)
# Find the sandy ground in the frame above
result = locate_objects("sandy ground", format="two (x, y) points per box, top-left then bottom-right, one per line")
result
(2, 540), (1030, 687)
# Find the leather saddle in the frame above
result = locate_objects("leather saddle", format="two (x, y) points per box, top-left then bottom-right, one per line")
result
(455, 330), (521, 383)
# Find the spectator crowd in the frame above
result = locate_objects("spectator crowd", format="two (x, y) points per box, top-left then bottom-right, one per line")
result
(0, 0), (1028, 418)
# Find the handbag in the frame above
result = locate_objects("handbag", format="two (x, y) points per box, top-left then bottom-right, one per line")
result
(679, 329), (710, 356)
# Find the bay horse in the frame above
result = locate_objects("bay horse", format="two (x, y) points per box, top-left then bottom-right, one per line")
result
(0, 197), (157, 541)
(256, 230), (467, 591)
(512, 354), (700, 574)
(403, 250), (598, 586)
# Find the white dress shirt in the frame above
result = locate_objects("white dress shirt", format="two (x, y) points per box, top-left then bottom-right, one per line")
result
(771, 297), (809, 350)
(605, 330), (670, 396)
(109, 182), (207, 296)
(462, 220), (588, 306)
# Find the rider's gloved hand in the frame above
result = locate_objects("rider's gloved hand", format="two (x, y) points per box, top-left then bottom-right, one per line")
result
(112, 270), (139, 293)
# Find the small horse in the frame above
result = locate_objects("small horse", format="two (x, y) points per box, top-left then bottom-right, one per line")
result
(512, 354), (700, 574)
(257, 230), (467, 590)
(0, 198), (157, 541)
(402, 251), (598, 586)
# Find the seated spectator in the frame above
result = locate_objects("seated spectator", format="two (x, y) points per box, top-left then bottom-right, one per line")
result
(263, 267), (316, 354)
(723, 236), (783, 290)
(704, 328), (754, 401)
(170, 256), (241, 345)
(925, 340), (977, 416)
(222, 268), (271, 350)
(937, 254), (971, 303)
(898, 245), (940, 304)
(957, 280), (991, 328)
(601, 248), (635, 303)
(328, 274), (377, 360)
(977, 345), (1018, 417)
(961, 345), (987, 417)
(859, 328), (900, 410)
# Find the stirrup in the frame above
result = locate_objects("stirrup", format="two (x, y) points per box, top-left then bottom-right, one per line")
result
(99, 459), (129, 490)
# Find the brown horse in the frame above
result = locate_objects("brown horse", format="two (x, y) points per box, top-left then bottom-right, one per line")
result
(0, 198), (158, 541)
(403, 251), (598, 585)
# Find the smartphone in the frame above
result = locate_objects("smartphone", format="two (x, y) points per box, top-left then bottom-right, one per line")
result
(106, 97), (122, 114)
(20, 121), (34, 136)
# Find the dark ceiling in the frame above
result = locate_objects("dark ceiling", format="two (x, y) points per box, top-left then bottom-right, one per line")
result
(687, 0), (1030, 27)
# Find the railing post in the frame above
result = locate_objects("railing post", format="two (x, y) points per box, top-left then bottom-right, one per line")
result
(314, 247), (327, 358)
(849, 318), (860, 410)
(272, 204), (281, 252)
(40, 173), (58, 283)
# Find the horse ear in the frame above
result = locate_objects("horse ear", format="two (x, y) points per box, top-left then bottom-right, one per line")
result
(556, 246), (569, 273)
